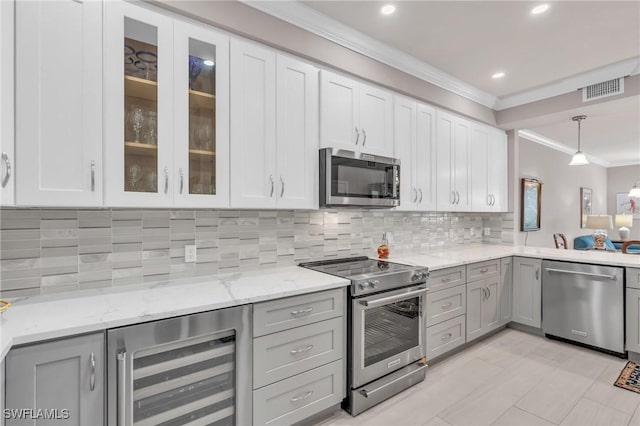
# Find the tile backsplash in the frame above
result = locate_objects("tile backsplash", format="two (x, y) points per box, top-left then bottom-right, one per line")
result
(0, 208), (511, 298)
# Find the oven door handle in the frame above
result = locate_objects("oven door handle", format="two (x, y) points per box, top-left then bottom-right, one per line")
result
(359, 288), (427, 308)
(360, 364), (428, 398)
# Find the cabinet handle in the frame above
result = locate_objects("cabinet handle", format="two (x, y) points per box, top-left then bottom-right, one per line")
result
(290, 344), (314, 355)
(413, 188), (418, 203)
(90, 160), (96, 192)
(450, 191), (455, 204)
(441, 277), (452, 283)
(480, 268), (489, 273)
(290, 307), (313, 316)
(455, 191), (460, 205)
(1, 152), (10, 188)
(362, 128), (367, 146)
(441, 301), (453, 309)
(481, 287), (487, 300)
(269, 175), (275, 197)
(535, 267), (539, 280)
(355, 126), (360, 145)
(179, 168), (184, 194)
(117, 352), (127, 426)
(290, 390), (314, 403)
(441, 333), (453, 341)
(418, 188), (423, 203)
(487, 194), (491, 206)
(487, 287), (491, 299)
(164, 167), (169, 194)
(89, 352), (96, 391)
(280, 176), (285, 198)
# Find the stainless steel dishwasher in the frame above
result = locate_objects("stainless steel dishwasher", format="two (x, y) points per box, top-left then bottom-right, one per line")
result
(542, 260), (624, 355)
(107, 305), (252, 425)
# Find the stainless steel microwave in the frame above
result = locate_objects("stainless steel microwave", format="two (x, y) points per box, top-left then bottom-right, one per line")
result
(319, 148), (400, 207)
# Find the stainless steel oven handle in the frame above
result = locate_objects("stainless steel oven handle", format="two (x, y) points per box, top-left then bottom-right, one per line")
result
(117, 351), (127, 426)
(544, 268), (616, 280)
(360, 364), (428, 398)
(359, 288), (427, 308)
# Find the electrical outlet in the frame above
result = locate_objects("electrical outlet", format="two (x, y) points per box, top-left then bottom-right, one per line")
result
(184, 245), (197, 263)
(470, 228), (476, 237)
(483, 227), (491, 236)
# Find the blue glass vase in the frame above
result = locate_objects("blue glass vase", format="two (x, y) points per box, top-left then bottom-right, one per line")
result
(188, 56), (203, 90)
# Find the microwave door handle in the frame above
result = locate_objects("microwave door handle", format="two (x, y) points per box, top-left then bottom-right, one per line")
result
(360, 288), (427, 308)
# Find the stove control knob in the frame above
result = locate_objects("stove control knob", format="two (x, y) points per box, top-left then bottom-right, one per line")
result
(367, 279), (380, 289)
(358, 282), (368, 290)
(412, 271), (427, 282)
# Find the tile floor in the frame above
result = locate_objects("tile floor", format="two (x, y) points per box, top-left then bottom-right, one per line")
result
(313, 329), (640, 426)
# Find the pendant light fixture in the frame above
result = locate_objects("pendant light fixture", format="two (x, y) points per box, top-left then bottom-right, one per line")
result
(629, 181), (640, 198)
(569, 115), (589, 166)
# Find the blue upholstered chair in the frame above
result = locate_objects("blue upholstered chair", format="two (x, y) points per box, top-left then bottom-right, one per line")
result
(573, 235), (616, 251)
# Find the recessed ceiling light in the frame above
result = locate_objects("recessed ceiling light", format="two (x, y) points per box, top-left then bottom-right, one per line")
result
(531, 4), (549, 15)
(203, 59), (215, 67)
(380, 4), (396, 15)
(492, 72), (505, 79)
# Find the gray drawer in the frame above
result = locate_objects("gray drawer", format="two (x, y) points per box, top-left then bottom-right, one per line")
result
(428, 266), (466, 292)
(253, 317), (344, 388)
(627, 268), (640, 290)
(253, 288), (345, 337)
(253, 360), (344, 426)
(426, 284), (466, 327)
(426, 314), (466, 360)
(467, 259), (500, 282)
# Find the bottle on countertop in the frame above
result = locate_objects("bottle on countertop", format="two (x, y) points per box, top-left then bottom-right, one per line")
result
(377, 232), (389, 259)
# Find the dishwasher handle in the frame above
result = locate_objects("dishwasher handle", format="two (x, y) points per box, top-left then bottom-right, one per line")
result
(544, 267), (617, 280)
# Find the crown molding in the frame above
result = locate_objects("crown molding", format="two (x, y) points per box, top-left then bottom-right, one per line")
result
(242, 0), (498, 108)
(243, 2), (640, 113)
(496, 57), (640, 110)
(517, 130), (640, 168)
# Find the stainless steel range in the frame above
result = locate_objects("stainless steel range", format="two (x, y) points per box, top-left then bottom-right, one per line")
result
(299, 256), (429, 416)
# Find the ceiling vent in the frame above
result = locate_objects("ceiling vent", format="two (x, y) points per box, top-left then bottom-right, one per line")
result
(582, 78), (624, 102)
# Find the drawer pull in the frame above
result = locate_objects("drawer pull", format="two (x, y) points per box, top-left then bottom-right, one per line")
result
(479, 268), (489, 273)
(290, 307), (313, 317)
(290, 390), (314, 403)
(440, 302), (453, 309)
(441, 333), (453, 341)
(441, 277), (453, 283)
(290, 344), (314, 355)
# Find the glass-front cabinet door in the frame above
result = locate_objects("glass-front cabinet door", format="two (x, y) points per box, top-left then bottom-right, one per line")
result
(105, 1), (173, 207)
(173, 22), (229, 208)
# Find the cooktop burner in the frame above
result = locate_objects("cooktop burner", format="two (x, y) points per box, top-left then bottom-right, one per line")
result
(299, 256), (428, 296)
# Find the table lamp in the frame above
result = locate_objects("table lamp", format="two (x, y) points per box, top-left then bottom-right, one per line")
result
(615, 214), (633, 241)
(585, 215), (613, 250)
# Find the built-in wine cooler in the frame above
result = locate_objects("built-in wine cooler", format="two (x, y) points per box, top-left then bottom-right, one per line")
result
(108, 305), (252, 425)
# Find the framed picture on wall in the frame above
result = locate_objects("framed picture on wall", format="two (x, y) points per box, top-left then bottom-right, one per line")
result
(521, 178), (542, 231)
(616, 192), (640, 218)
(580, 187), (592, 228)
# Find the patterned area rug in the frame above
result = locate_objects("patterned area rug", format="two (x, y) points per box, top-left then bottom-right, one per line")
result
(614, 361), (640, 394)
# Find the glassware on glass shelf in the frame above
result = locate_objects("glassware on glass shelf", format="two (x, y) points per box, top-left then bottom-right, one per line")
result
(146, 171), (157, 192)
(197, 125), (211, 151)
(136, 51), (157, 81)
(189, 56), (203, 90)
(143, 111), (158, 145)
(124, 44), (135, 76)
(128, 164), (141, 191)
(128, 105), (144, 143)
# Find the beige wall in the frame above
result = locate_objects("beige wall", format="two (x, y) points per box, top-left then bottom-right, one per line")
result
(152, 0), (497, 125)
(607, 165), (640, 240)
(516, 137), (608, 248)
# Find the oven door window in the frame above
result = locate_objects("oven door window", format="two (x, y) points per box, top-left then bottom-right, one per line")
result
(331, 157), (398, 199)
(364, 296), (420, 367)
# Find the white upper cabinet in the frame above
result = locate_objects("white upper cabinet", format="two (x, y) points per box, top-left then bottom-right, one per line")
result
(231, 40), (318, 209)
(105, 1), (230, 208)
(172, 21), (230, 208)
(276, 55), (319, 210)
(320, 71), (393, 157)
(471, 124), (508, 212)
(15, 0), (103, 207)
(0, 0), (14, 206)
(394, 97), (436, 211)
(436, 110), (470, 211)
(230, 39), (277, 208)
(104, 1), (174, 207)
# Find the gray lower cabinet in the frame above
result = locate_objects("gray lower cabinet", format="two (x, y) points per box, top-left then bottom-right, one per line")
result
(5, 332), (105, 426)
(252, 288), (346, 426)
(426, 315), (466, 359)
(425, 284), (466, 327)
(466, 276), (500, 342)
(499, 257), (513, 325)
(628, 268), (640, 354)
(512, 257), (542, 328)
